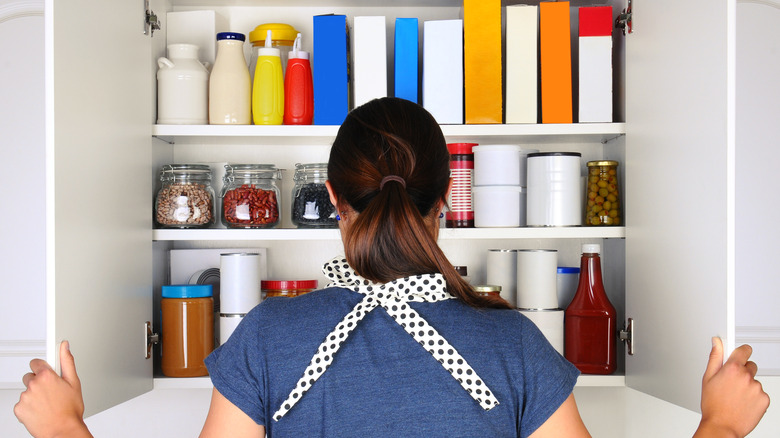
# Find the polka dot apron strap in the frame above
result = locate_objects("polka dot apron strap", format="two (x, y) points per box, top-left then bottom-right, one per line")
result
(272, 258), (500, 421)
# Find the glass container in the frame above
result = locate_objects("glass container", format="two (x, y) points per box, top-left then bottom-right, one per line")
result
(291, 163), (337, 228)
(221, 164), (281, 228)
(154, 164), (215, 228)
(585, 160), (622, 226)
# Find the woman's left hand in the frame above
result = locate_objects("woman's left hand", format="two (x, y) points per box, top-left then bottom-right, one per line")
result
(14, 340), (93, 438)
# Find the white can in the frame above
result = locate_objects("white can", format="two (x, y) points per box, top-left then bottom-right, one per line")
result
(219, 314), (243, 345)
(518, 309), (564, 354)
(220, 252), (262, 314)
(486, 249), (518, 307)
(516, 249), (558, 309)
(526, 152), (582, 226)
(473, 186), (526, 227)
(473, 145), (539, 187)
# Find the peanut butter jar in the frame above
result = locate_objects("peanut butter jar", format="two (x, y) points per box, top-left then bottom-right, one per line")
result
(161, 285), (214, 377)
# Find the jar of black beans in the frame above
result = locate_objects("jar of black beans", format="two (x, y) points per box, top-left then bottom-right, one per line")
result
(291, 163), (337, 228)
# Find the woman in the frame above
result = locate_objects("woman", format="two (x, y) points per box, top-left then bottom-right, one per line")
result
(16, 98), (769, 438)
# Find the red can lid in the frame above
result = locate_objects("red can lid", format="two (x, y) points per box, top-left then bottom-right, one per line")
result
(261, 280), (319, 290)
(447, 143), (478, 155)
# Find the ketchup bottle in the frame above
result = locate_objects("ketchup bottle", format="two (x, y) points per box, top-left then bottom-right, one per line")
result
(283, 33), (314, 125)
(564, 243), (616, 374)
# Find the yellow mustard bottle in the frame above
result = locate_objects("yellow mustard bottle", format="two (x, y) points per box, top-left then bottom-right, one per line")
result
(252, 30), (284, 125)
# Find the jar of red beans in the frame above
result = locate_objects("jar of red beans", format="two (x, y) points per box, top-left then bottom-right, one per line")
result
(220, 164), (281, 228)
(155, 164), (216, 228)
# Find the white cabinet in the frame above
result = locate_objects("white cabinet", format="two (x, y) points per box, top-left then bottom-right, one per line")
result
(44, 0), (770, 423)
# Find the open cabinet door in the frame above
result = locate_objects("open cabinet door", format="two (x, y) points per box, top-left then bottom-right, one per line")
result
(624, 0), (735, 412)
(46, 0), (154, 416)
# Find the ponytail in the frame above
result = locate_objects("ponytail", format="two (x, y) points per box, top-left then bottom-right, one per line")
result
(328, 98), (511, 310)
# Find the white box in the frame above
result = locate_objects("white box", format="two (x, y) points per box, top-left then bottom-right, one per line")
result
(166, 10), (227, 66)
(506, 5), (538, 124)
(578, 35), (613, 122)
(423, 19), (463, 124)
(352, 16), (388, 108)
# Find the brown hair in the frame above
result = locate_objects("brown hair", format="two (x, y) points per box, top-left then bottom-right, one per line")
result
(328, 97), (510, 309)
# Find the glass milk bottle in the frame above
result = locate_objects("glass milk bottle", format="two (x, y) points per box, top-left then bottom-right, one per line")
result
(209, 32), (251, 125)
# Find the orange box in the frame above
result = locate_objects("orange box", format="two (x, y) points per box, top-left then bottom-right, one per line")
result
(540, 1), (573, 124)
(464, 0), (502, 124)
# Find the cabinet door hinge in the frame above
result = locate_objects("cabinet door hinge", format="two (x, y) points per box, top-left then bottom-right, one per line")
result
(145, 321), (159, 359)
(619, 318), (634, 355)
(615, 0), (633, 35)
(144, 0), (160, 36)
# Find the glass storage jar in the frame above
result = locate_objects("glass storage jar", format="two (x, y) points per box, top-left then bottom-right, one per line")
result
(155, 164), (215, 228)
(291, 163), (337, 228)
(262, 279), (318, 298)
(221, 164), (281, 228)
(585, 160), (622, 226)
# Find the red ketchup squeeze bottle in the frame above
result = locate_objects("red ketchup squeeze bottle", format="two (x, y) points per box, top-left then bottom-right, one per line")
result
(564, 243), (617, 374)
(283, 33), (314, 125)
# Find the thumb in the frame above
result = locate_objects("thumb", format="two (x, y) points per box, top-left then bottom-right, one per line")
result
(59, 340), (80, 388)
(703, 336), (724, 383)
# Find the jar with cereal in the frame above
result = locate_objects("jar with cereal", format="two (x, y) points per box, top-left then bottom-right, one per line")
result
(221, 164), (281, 228)
(291, 163), (337, 228)
(155, 164), (215, 228)
(585, 160), (622, 226)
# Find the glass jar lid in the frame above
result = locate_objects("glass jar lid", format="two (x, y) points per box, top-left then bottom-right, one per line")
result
(587, 160), (619, 167)
(224, 163), (281, 180)
(293, 163), (328, 182)
(159, 164), (212, 182)
(473, 285), (502, 293)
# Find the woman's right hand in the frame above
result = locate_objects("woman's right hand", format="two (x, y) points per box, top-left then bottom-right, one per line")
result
(694, 337), (770, 437)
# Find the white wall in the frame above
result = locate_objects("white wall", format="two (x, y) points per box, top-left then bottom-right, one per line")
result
(735, 0), (780, 375)
(0, 0), (46, 388)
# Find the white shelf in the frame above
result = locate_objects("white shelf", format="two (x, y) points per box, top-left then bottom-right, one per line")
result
(152, 374), (626, 389)
(152, 123), (626, 145)
(152, 226), (625, 241)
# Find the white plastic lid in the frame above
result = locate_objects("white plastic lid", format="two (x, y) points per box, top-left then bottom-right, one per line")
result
(288, 50), (309, 60)
(582, 243), (601, 254)
(258, 47), (281, 57)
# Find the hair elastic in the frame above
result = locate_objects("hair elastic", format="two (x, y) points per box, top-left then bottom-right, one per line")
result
(379, 175), (406, 190)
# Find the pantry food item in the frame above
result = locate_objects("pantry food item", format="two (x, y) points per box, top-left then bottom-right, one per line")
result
(291, 163), (336, 228)
(474, 284), (502, 298)
(221, 164), (281, 228)
(262, 280), (318, 298)
(585, 160), (621, 226)
(155, 164), (215, 228)
(161, 284), (214, 377)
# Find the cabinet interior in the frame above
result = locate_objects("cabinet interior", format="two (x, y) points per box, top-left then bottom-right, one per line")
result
(150, 0), (628, 383)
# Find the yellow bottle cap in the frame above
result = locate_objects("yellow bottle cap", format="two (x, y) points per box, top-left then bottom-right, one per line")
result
(249, 23), (299, 45)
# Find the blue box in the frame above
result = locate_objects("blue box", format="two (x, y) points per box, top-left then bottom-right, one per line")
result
(313, 14), (350, 125)
(394, 18), (418, 103)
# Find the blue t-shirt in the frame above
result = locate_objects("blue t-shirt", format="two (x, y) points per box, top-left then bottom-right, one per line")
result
(205, 287), (579, 437)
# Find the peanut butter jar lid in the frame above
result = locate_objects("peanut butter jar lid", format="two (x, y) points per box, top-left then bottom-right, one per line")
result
(162, 284), (213, 298)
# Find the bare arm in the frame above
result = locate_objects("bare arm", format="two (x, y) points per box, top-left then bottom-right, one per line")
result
(199, 387), (265, 438)
(528, 393), (592, 438)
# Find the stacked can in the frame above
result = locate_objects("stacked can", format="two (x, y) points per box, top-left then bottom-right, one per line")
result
(445, 143), (477, 228)
(471, 145), (538, 227)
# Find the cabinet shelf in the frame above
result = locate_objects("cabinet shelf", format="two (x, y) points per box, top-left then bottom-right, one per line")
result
(152, 226), (625, 241)
(152, 123), (626, 145)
